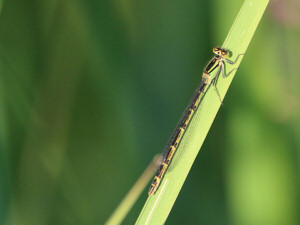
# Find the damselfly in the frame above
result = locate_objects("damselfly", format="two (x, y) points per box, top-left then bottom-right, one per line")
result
(148, 47), (244, 195)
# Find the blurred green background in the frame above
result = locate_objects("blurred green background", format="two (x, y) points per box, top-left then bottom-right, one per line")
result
(0, 0), (299, 224)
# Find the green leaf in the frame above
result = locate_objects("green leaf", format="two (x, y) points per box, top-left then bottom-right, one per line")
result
(135, 1), (269, 224)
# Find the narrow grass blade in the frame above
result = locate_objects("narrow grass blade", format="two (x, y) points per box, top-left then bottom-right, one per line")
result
(104, 156), (159, 225)
(136, 1), (269, 224)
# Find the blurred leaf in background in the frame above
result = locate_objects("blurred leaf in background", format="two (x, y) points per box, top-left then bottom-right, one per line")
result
(0, 0), (299, 225)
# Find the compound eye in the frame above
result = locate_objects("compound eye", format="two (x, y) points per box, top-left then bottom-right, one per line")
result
(222, 51), (229, 57)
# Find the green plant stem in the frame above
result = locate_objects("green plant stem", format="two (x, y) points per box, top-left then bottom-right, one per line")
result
(104, 156), (159, 225)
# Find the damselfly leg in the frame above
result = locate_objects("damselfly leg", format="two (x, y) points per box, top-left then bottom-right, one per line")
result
(210, 51), (245, 102)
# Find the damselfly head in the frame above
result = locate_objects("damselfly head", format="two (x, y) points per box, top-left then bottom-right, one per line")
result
(213, 47), (229, 59)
